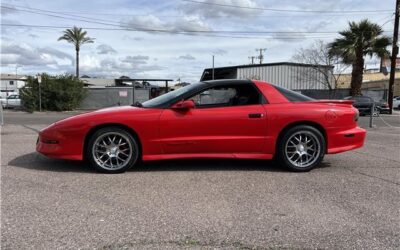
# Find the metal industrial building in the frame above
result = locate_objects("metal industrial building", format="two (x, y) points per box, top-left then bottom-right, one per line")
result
(200, 62), (334, 91)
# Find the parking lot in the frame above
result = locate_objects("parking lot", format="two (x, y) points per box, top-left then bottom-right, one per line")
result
(1, 111), (399, 249)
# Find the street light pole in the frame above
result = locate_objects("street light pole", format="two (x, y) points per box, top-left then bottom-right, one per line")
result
(388, 0), (399, 114)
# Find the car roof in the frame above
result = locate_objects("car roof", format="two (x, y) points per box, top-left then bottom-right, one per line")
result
(201, 79), (254, 86)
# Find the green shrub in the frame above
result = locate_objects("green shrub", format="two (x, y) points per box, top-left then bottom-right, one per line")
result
(20, 74), (87, 112)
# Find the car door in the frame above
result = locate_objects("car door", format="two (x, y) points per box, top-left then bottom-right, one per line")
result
(15, 95), (21, 107)
(158, 83), (268, 155)
(6, 95), (15, 107)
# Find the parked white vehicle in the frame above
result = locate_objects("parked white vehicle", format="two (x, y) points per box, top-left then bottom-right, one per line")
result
(1, 94), (21, 108)
(393, 97), (400, 110)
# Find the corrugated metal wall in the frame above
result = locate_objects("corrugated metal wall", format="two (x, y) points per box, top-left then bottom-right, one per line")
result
(237, 65), (333, 90)
(79, 87), (150, 110)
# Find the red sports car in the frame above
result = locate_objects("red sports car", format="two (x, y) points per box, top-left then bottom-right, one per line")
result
(37, 80), (366, 173)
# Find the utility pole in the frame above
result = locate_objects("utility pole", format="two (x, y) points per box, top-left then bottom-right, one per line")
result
(10, 65), (21, 107)
(248, 56), (256, 65)
(37, 74), (42, 112)
(388, 0), (399, 114)
(256, 48), (267, 64)
(212, 55), (215, 80)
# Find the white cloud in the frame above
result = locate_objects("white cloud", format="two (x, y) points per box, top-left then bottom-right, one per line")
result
(179, 54), (196, 60)
(97, 44), (117, 54)
(172, 16), (211, 32)
(121, 14), (211, 33)
(181, 0), (263, 18)
(121, 15), (167, 31)
(213, 49), (228, 55)
(0, 5), (18, 16)
(79, 55), (164, 77)
(1, 42), (73, 66)
(122, 55), (149, 65)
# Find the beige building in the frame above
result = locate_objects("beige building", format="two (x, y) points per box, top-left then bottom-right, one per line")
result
(0, 73), (27, 98)
(336, 71), (400, 96)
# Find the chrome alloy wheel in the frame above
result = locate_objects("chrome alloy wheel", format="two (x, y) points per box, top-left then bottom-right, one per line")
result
(92, 132), (133, 170)
(284, 131), (321, 168)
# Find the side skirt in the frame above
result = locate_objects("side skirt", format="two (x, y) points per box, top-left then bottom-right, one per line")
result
(142, 153), (274, 161)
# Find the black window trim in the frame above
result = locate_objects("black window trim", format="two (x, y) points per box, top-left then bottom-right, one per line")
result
(142, 80), (268, 109)
(182, 82), (266, 109)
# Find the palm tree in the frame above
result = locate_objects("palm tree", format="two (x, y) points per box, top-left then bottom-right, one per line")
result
(58, 26), (95, 77)
(328, 19), (391, 96)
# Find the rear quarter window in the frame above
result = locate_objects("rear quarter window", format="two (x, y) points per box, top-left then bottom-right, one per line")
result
(273, 85), (314, 102)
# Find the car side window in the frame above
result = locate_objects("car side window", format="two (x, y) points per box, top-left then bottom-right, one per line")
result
(187, 84), (261, 108)
(190, 87), (236, 107)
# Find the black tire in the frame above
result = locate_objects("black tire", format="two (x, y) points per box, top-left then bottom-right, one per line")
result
(86, 126), (139, 173)
(277, 125), (325, 172)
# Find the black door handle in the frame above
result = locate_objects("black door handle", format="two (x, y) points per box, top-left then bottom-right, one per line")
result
(248, 113), (263, 118)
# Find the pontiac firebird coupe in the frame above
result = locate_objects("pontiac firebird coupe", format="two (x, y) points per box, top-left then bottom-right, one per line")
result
(37, 80), (366, 173)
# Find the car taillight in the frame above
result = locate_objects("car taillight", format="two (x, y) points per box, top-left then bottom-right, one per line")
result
(354, 110), (359, 122)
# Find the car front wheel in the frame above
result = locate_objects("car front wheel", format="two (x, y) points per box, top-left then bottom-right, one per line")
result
(277, 125), (325, 172)
(86, 127), (139, 173)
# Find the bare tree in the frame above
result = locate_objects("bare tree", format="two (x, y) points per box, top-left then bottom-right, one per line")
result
(292, 40), (348, 98)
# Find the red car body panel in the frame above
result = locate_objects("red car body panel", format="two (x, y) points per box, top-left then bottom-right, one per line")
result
(36, 81), (366, 162)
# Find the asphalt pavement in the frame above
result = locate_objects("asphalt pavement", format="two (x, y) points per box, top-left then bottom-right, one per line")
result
(1, 110), (399, 249)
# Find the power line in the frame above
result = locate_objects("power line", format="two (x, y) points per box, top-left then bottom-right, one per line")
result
(182, 0), (393, 13)
(0, 23), (342, 40)
(1, 4), (394, 35)
(0, 6), (122, 28)
(1, 2), (390, 18)
(1, 8), (392, 35)
(0, 23), (358, 35)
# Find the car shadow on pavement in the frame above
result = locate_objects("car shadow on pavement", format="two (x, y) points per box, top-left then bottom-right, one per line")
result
(137, 159), (331, 172)
(8, 152), (332, 173)
(7, 152), (92, 173)
(137, 159), (284, 172)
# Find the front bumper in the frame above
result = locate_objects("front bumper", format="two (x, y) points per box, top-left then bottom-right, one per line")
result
(327, 126), (366, 154)
(36, 127), (84, 161)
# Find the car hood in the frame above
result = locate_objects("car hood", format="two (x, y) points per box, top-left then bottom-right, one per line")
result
(49, 106), (160, 128)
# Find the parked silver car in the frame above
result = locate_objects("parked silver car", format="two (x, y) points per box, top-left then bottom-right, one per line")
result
(393, 96), (400, 110)
(1, 94), (21, 108)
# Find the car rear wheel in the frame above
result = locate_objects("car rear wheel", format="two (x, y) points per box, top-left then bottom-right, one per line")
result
(86, 127), (139, 173)
(277, 125), (325, 172)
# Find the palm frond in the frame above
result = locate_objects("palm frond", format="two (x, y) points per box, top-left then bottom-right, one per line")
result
(57, 26), (95, 50)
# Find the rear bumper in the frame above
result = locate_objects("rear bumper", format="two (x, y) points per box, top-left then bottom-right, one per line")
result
(378, 107), (390, 114)
(327, 126), (366, 154)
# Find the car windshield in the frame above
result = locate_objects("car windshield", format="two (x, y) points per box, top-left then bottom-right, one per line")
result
(142, 82), (202, 108)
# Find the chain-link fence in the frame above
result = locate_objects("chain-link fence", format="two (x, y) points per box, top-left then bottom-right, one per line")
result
(79, 87), (150, 110)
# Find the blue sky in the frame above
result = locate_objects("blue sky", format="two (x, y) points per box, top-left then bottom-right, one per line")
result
(0, 0), (396, 83)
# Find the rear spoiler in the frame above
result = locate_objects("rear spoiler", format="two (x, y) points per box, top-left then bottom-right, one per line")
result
(308, 99), (354, 105)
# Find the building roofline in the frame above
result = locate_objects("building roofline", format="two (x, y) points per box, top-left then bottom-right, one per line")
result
(203, 62), (334, 71)
(114, 78), (174, 81)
